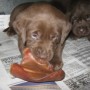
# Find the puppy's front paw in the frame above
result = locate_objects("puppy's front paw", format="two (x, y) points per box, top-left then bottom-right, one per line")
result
(54, 61), (63, 71)
(50, 58), (63, 71)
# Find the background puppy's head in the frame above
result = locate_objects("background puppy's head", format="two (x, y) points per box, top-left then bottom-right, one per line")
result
(70, 0), (90, 38)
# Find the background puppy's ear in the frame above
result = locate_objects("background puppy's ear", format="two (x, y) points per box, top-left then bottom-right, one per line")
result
(12, 19), (26, 45)
(61, 22), (72, 45)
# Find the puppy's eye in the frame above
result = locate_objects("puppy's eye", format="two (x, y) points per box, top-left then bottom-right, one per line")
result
(31, 31), (39, 40)
(71, 16), (78, 23)
(50, 35), (59, 44)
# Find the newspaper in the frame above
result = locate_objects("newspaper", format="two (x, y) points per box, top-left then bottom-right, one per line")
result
(0, 15), (26, 90)
(0, 82), (11, 90)
(56, 38), (90, 90)
(0, 15), (90, 90)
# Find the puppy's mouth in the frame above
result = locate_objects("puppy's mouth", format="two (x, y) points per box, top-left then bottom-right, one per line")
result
(30, 48), (53, 63)
(73, 27), (90, 37)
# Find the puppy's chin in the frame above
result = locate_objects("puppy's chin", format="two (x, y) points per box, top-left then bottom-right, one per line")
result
(72, 24), (90, 37)
(29, 47), (54, 63)
(31, 54), (53, 64)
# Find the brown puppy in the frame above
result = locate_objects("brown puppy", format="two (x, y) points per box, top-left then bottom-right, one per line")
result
(67, 0), (90, 40)
(4, 2), (71, 70)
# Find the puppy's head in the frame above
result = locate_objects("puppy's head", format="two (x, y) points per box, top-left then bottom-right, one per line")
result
(70, 0), (90, 38)
(26, 20), (61, 61)
(13, 3), (71, 62)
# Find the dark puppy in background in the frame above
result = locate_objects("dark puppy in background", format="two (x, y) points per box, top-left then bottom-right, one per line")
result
(4, 2), (71, 70)
(67, 0), (90, 40)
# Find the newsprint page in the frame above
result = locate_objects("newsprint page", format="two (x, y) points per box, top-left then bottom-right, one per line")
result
(0, 15), (90, 90)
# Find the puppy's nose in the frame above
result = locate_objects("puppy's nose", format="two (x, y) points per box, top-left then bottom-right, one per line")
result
(36, 47), (47, 59)
(79, 26), (88, 32)
(78, 26), (89, 36)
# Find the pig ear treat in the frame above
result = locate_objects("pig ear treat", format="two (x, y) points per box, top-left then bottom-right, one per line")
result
(10, 48), (65, 82)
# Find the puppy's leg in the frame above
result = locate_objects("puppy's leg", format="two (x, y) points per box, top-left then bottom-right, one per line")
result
(3, 27), (16, 36)
(51, 41), (67, 70)
(50, 45), (64, 71)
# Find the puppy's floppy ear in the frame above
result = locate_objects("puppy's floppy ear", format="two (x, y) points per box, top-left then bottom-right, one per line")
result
(61, 22), (72, 45)
(12, 19), (27, 45)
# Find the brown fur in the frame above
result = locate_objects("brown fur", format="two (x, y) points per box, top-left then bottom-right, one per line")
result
(67, 0), (90, 40)
(4, 2), (71, 70)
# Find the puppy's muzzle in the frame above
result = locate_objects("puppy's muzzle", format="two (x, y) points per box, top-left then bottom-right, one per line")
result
(73, 26), (90, 37)
(33, 47), (52, 61)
